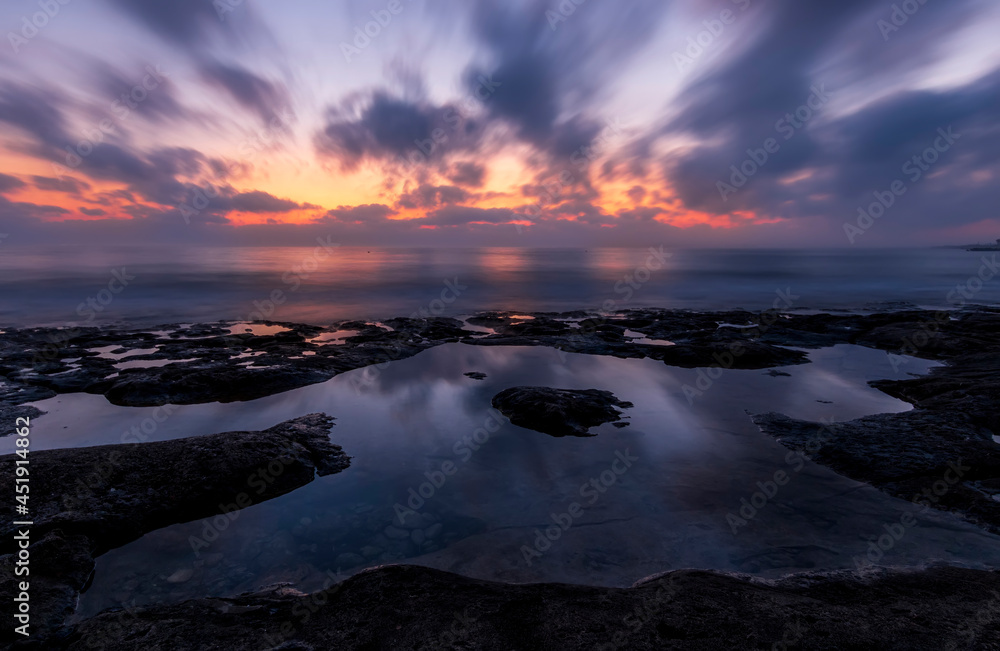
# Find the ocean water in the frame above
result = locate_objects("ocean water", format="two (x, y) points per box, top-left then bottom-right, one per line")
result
(0, 246), (997, 328)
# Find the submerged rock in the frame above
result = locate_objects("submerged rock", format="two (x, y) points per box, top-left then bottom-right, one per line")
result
(492, 386), (633, 437)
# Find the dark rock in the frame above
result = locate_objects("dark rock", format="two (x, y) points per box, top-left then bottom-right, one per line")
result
(753, 410), (1000, 535)
(0, 403), (45, 435)
(0, 530), (93, 647)
(492, 387), (633, 437)
(58, 564), (1000, 651)
(0, 414), (349, 642)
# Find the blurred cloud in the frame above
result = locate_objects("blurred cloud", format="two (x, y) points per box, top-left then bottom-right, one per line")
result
(0, 0), (996, 246)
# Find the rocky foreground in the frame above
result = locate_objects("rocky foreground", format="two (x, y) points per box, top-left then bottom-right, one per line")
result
(0, 415), (349, 646)
(48, 565), (1000, 650)
(3, 306), (1000, 648)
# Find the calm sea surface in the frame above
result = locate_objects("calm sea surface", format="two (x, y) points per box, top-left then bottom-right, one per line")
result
(1, 247), (997, 327)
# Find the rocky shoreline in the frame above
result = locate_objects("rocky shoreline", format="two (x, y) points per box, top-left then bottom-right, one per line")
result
(0, 415), (348, 646)
(48, 565), (1000, 650)
(2, 306), (1000, 648)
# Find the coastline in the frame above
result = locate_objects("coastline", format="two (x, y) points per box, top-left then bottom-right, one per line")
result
(3, 306), (1000, 648)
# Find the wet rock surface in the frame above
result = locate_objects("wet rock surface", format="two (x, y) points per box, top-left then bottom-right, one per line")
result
(0, 414), (349, 644)
(52, 564), (1000, 651)
(0, 310), (818, 410)
(754, 409), (1000, 536)
(751, 307), (1000, 535)
(5, 306), (1000, 647)
(492, 387), (633, 437)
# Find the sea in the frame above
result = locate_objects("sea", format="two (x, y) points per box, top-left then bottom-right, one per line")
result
(0, 246), (997, 328)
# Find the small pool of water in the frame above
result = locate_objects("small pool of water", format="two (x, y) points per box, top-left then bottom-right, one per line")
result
(115, 358), (199, 370)
(308, 330), (359, 345)
(624, 329), (675, 346)
(87, 346), (160, 360)
(18, 343), (999, 621)
(228, 323), (292, 336)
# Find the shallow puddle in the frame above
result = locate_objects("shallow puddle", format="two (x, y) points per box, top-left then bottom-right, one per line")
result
(17, 343), (1000, 620)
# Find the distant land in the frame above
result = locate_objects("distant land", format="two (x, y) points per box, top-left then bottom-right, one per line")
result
(966, 239), (1000, 251)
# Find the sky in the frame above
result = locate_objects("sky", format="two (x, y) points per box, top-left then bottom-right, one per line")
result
(0, 0), (998, 247)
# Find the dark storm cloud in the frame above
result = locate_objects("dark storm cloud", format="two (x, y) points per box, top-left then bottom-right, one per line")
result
(396, 184), (471, 210)
(0, 82), (72, 150)
(421, 205), (515, 227)
(445, 161), (487, 187)
(199, 62), (291, 125)
(105, 0), (226, 46)
(659, 0), (999, 237)
(319, 204), (397, 223)
(108, 0), (291, 125)
(226, 191), (318, 214)
(0, 174), (26, 195)
(316, 0), (665, 177)
(31, 176), (92, 195)
(91, 61), (190, 126)
(463, 0), (667, 164)
(0, 196), (69, 221)
(315, 92), (481, 170)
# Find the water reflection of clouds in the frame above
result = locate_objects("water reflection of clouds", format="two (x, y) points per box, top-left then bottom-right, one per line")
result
(29, 341), (1000, 619)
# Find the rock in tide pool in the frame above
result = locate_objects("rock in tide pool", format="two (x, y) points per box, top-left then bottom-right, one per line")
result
(0, 413), (349, 644)
(491, 386), (633, 437)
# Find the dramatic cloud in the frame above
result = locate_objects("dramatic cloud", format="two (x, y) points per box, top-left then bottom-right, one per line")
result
(0, 174), (26, 195)
(0, 0), (996, 245)
(32, 176), (92, 195)
(225, 190), (318, 213)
